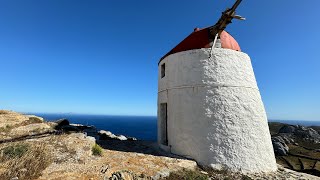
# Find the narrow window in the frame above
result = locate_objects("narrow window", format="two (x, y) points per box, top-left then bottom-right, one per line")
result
(160, 103), (168, 146)
(161, 63), (165, 78)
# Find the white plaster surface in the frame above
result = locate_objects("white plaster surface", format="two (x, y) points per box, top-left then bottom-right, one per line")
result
(157, 48), (277, 173)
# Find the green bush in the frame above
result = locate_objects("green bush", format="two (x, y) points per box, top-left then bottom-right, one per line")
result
(28, 117), (43, 124)
(0, 125), (12, 133)
(165, 169), (208, 180)
(92, 144), (103, 156)
(2, 144), (29, 159)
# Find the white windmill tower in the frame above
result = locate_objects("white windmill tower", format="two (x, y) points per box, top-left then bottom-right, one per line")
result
(157, 0), (277, 172)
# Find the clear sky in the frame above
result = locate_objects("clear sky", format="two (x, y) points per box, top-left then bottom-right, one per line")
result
(0, 0), (319, 120)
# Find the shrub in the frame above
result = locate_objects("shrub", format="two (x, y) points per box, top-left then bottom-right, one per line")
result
(0, 125), (13, 133)
(0, 110), (9, 114)
(92, 144), (103, 156)
(165, 169), (208, 180)
(28, 117), (43, 124)
(2, 144), (29, 159)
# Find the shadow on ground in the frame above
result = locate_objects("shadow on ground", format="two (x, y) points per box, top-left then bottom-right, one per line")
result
(96, 139), (189, 160)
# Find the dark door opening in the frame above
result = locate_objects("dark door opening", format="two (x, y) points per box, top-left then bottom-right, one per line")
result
(160, 103), (168, 146)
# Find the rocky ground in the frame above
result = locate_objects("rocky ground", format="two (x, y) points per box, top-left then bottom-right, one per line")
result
(0, 110), (319, 180)
(269, 122), (320, 177)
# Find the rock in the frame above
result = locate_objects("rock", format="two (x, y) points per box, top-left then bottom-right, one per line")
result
(272, 141), (288, 156)
(68, 133), (86, 139)
(295, 126), (320, 140)
(19, 168), (27, 173)
(272, 137), (289, 156)
(86, 136), (96, 143)
(53, 119), (70, 130)
(25, 115), (44, 122)
(100, 165), (110, 174)
(0, 111), (29, 128)
(98, 130), (133, 141)
(152, 170), (171, 179)
(110, 170), (137, 180)
(200, 170), (208, 175)
(60, 125), (81, 132)
(279, 125), (296, 133)
(281, 136), (294, 144)
(278, 124), (320, 144)
(273, 136), (286, 145)
(99, 130), (113, 136)
(116, 135), (128, 141)
(278, 166), (285, 171)
(10, 123), (52, 136)
(99, 130), (117, 140)
(98, 130), (138, 141)
(70, 124), (96, 132)
(127, 137), (137, 141)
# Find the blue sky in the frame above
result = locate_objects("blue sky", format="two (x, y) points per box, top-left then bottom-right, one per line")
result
(0, 0), (319, 120)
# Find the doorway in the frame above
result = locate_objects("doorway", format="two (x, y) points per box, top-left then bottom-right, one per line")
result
(160, 103), (168, 146)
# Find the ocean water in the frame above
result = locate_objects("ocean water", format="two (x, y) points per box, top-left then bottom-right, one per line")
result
(34, 113), (157, 141)
(33, 113), (320, 141)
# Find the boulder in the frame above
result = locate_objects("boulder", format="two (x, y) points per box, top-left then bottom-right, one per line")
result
(272, 136), (289, 156)
(54, 119), (70, 130)
(279, 125), (296, 133)
(98, 130), (117, 140)
(281, 136), (294, 144)
(295, 126), (320, 139)
(99, 130), (113, 136)
(127, 137), (137, 141)
(110, 170), (139, 180)
(60, 125), (81, 132)
(98, 130), (137, 141)
(272, 141), (288, 156)
(273, 136), (286, 145)
(117, 135), (127, 141)
(25, 115), (44, 122)
(278, 124), (320, 144)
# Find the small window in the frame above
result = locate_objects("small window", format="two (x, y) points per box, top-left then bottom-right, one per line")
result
(161, 63), (165, 78)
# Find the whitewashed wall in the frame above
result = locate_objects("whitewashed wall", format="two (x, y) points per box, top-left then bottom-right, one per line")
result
(158, 48), (277, 173)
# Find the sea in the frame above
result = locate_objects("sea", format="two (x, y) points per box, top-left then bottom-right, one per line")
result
(33, 113), (320, 141)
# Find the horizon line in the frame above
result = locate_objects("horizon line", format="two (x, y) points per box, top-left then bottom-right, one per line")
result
(20, 111), (320, 122)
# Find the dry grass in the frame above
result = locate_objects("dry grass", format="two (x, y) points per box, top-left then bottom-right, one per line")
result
(0, 142), (53, 180)
(163, 169), (208, 180)
(0, 110), (10, 115)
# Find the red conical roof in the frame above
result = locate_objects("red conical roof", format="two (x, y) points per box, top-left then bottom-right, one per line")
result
(160, 27), (240, 62)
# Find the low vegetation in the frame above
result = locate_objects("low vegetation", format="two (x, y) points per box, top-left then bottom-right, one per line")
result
(0, 142), (52, 180)
(1, 143), (29, 159)
(163, 167), (254, 180)
(0, 124), (13, 133)
(23, 117), (43, 125)
(92, 144), (103, 156)
(269, 122), (320, 176)
(164, 169), (208, 180)
(0, 110), (10, 114)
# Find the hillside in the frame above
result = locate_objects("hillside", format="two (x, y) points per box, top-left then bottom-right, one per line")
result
(269, 122), (320, 176)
